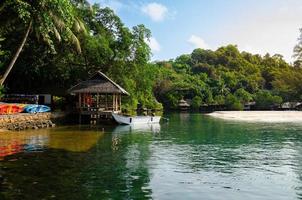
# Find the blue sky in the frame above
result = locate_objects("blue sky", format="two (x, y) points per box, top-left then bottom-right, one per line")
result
(90, 0), (302, 62)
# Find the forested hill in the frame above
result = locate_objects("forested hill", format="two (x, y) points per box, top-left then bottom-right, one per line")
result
(153, 46), (302, 110)
(0, 1), (302, 111)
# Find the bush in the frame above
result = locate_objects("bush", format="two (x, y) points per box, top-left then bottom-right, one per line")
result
(52, 96), (66, 110)
(191, 96), (202, 110)
(234, 88), (253, 103)
(214, 95), (225, 105)
(165, 92), (181, 109)
(225, 94), (243, 110)
(254, 90), (283, 109)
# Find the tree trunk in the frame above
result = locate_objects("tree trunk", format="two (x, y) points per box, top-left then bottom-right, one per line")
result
(1, 19), (33, 85)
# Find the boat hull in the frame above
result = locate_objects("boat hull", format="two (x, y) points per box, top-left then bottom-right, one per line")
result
(112, 113), (161, 125)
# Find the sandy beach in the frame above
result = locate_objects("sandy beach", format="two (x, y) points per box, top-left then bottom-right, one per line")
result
(207, 111), (302, 123)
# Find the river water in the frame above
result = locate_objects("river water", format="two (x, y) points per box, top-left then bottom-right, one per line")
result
(1, 113), (302, 200)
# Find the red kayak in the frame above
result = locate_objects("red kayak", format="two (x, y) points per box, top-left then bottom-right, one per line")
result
(0, 104), (24, 114)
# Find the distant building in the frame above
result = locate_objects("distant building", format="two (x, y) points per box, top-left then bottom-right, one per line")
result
(244, 102), (256, 110)
(281, 102), (302, 110)
(178, 98), (190, 110)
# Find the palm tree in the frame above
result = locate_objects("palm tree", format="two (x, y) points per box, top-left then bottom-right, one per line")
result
(0, 0), (85, 85)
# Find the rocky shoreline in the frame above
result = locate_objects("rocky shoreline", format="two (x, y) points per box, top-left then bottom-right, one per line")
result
(0, 113), (55, 131)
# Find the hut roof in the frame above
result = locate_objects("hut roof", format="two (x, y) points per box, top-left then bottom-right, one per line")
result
(68, 71), (129, 95)
(178, 99), (190, 107)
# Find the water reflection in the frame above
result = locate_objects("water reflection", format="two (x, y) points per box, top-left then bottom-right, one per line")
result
(0, 125), (154, 200)
(112, 123), (161, 134)
(1, 113), (302, 199)
(0, 127), (103, 159)
(148, 113), (302, 199)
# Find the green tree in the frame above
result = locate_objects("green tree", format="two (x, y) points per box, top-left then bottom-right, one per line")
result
(294, 28), (302, 67)
(254, 90), (282, 109)
(0, 0), (83, 85)
(213, 95), (225, 105)
(234, 88), (253, 103)
(225, 94), (243, 110)
(191, 96), (202, 110)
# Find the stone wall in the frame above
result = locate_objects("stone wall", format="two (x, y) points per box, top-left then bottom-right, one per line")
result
(0, 113), (55, 131)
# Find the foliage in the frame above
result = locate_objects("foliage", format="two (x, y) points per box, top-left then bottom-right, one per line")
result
(0, 2), (159, 110)
(225, 94), (243, 110)
(0, 37), (6, 69)
(254, 90), (283, 109)
(0, 0), (82, 53)
(191, 96), (202, 110)
(153, 44), (299, 110)
(294, 28), (302, 68)
(0, 38), (5, 56)
(234, 88), (253, 103)
(0, 1), (301, 111)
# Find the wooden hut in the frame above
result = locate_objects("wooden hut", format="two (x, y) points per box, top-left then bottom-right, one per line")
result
(178, 98), (190, 110)
(68, 71), (129, 118)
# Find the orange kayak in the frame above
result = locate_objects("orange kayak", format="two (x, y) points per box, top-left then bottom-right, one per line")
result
(0, 104), (24, 114)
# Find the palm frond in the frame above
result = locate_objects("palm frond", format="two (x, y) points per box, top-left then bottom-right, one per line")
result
(51, 13), (65, 31)
(67, 28), (81, 53)
(73, 20), (81, 32)
(77, 19), (87, 34)
(72, 33), (81, 53)
(53, 27), (61, 42)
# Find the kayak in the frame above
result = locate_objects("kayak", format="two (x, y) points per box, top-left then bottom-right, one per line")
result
(24, 105), (51, 113)
(0, 104), (24, 114)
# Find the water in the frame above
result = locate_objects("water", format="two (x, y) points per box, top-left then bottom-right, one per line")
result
(1, 113), (302, 199)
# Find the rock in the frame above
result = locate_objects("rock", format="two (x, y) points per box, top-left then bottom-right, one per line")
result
(0, 113), (54, 131)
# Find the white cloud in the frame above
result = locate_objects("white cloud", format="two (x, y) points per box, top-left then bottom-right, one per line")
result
(187, 35), (210, 49)
(141, 3), (168, 22)
(220, 1), (302, 62)
(145, 37), (161, 52)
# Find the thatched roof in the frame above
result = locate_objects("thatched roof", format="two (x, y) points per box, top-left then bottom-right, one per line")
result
(178, 99), (190, 107)
(68, 71), (129, 95)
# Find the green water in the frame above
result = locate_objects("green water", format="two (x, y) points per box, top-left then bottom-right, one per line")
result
(1, 113), (302, 200)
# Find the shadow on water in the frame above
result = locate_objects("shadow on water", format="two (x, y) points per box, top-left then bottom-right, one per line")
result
(1, 113), (302, 199)
(0, 125), (155, 200)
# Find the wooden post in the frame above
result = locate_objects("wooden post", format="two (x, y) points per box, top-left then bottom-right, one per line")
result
(105, 94), (107, 110)
(78, 94), (81, 109)
(96, 93), (99, 108)
(116, 94), (119, 111)
(113, 94), (115, 111)
(119, 94), (121, 111)
(83, 93), (86, 108)
(114, 94), (116, 111)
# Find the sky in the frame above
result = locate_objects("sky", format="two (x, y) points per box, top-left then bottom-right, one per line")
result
(90, 0), (302, 63)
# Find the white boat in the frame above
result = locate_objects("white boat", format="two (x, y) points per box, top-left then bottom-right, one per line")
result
(112, 113), (161, 125)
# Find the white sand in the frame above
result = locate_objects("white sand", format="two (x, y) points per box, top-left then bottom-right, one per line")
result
(207, 111), (302, 123)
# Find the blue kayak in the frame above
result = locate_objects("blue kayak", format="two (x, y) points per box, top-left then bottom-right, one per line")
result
(24, 105), (51, 113)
